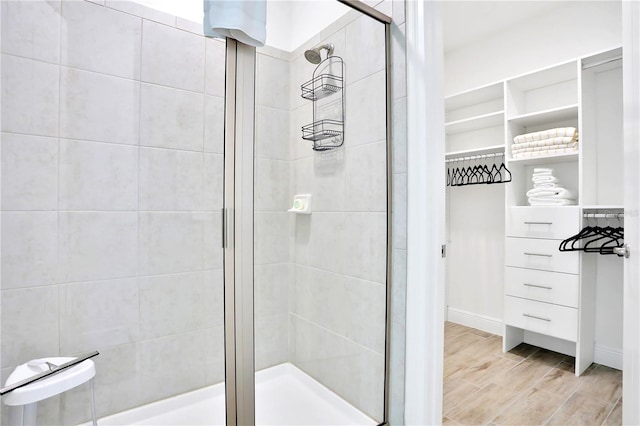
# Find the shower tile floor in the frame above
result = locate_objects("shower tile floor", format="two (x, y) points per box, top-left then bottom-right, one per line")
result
(81, 363), (375, 425)
(443, 321), (623, 425)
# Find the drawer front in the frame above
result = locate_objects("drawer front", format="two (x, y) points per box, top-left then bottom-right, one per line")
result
(505, 237), (579, 274)
(507, 207), (580, 239)
(504, 296), (578, 342)
(505, 267), (579, 307)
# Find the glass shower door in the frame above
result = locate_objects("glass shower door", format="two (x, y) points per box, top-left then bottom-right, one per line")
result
(252, 4), (390, 424)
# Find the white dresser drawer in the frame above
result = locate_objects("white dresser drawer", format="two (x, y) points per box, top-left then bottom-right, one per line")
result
(507, 207), (580, 239)
(504, 296), (578, 342)
(505, 237), (579, 274)
(505, 267), (579, 307)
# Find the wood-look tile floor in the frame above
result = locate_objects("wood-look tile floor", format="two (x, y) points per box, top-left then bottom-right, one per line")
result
(443, 322), (623, 425)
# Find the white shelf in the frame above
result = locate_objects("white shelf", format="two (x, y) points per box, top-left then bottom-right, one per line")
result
(508, 151), (579, 166)
(445, 82), (503, 112)
(508, 104), (579, 128)
(446, 144), (505, 158)
(445, 111), (504, 134)
(581, 205), (624, 210)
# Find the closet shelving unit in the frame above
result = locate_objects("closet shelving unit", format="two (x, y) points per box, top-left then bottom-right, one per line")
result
(445, 46), (624, 376)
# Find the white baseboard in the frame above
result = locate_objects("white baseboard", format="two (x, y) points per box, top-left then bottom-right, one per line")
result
(446, 307), (503, 336)
(447, 307), (623, 370)
(594, 344), (623, 370)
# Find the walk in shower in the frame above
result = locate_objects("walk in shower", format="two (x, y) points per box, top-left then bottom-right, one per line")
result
(0, 1), (392, 424)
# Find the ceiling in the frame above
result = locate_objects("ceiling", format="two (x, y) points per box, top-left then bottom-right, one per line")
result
(441, 1), (571, 52)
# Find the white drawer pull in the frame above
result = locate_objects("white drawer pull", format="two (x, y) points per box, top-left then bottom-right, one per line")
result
(523, 283), (552, 290)
(524, 252), (553, 257)
(524, 221), (553, 225)
(523, 313), (551, 322)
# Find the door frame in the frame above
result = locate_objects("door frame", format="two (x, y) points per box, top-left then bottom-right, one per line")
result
(623, 1), (640, 424)
(405, 1), (640, 424)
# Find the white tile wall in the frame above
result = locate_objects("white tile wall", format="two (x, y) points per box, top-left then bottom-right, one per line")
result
(139, 147), (203, 211)
(203, 269), (224, 327)
(255, 263), (289, 318)
(1, 0), (61, 63)
(1, 211), (58, 289)
(205, 39), (225, 98)
(345, 69), (387, 147)
(59, 278), (140, 353)
(344, 277), (386, 353)
(345, 14), (386, 83)
(255, 212), (289, 265)
(204, 325), (225, 385)
(256, 105), (290, 161)
(345, 141), (387, 212)
(59, 139), (138, 211)
(1, 3), (228, 424)
(257, 53), (290, 110)
(204, 95), (225, 154)
(255, 159), (290, 211)
(139, 272), (205, 339)
(203, 212), (223, 270)
(255, 314), (289, 370)
(1, 286), (59, 368)
(60, 1), (142, 79)
(139, 83), (204, 151)
(58, 212), (138, 282)
(138, 212), (204, 276)
(2, 54), (59, 136)
(1, 133), (58, 210)
(204, 153), (224, 211)
(59, 67), (140, 144)
(137, 331), (206, 404)
(141, 20), (205, 92)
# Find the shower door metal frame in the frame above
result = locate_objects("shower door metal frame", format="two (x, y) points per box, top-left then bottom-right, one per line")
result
(223, 3), (393, 425)
(223, 38), (257, 426)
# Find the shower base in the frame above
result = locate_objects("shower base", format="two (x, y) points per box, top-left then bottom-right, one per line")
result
(78, 363), (376, 425)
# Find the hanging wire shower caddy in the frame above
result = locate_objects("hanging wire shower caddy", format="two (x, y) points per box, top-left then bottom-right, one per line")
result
(300, 56), (345, 151)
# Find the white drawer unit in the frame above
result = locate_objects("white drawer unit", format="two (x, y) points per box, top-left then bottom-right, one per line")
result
(505, 267), (579, 308)
(507, 206), (580, 239)
(505, 237), (580, 274)
(504, 296), (578, 342)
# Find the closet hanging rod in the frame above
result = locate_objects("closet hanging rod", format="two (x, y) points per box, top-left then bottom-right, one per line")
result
(583, 213), (624, 219)
(445, 152), (504, 163)
(582, 55), (622, 70)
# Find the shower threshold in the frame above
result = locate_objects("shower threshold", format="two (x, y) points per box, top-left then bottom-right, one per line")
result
(78, 363), (376, 425)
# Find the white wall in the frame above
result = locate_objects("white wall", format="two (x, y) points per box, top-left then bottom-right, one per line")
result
(444, 1), (622, 95)
(130, 0), (350, 52)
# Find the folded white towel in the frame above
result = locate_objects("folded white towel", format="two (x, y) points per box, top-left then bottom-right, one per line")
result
(514, 127), (578, 144)
(512, 142), (578, 155)
(528, 198), (577, 206)
(532, 176), (558, 184)
(533, 182), (558, 189)
(204, 0), (266, 47)
(526, 187), (575, 199)
(533, 168), (553, 173)
(512, 136), (577, 148)
(512, 146), (578, 159)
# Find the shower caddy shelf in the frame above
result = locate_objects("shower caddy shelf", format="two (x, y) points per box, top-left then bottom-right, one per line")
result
(300, 56), (345, 151)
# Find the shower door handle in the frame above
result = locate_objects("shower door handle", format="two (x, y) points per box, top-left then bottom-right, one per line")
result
(222, 208), (228, 249)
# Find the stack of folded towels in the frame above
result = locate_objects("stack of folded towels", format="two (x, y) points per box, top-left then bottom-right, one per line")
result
(526, 168), (576, 206)
(512, 127), (579, 159)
